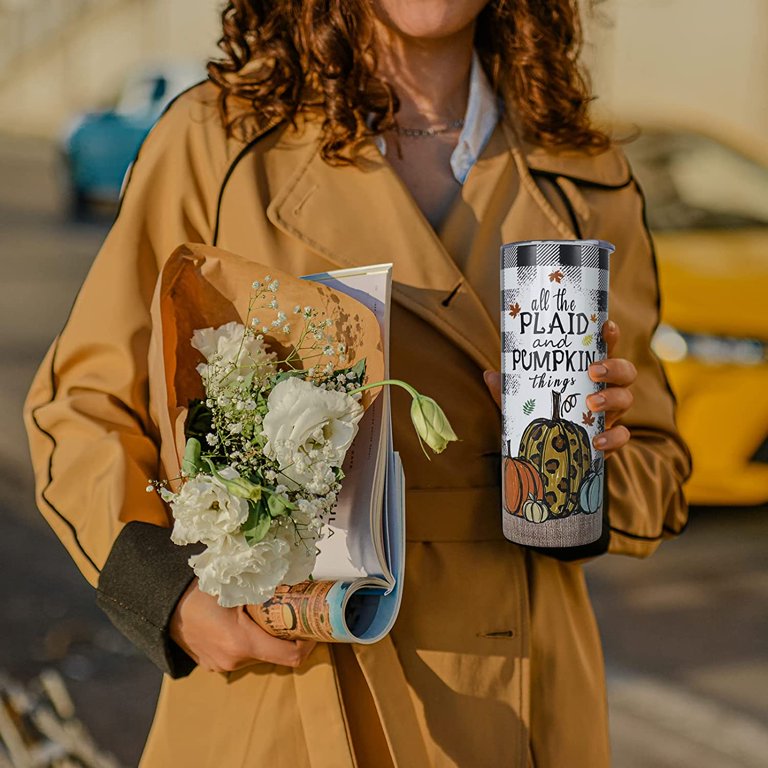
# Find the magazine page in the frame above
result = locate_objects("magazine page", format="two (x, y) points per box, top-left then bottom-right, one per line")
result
(301, 265), (393, 580)
(351, 449), (405, 644)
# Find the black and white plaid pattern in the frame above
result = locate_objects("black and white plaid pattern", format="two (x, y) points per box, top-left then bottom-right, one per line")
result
(581, 243), (602, 268)
(501, 240), (611, 334)
(499, 239), (613, 450)
(501, 240), (610, 270)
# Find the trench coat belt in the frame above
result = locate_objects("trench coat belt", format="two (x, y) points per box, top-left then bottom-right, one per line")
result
(404, 486), (506, 543)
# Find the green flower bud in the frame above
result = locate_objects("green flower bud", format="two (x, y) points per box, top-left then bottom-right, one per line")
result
(221, 475), (263, 502)
(346, 378), (458, 458)
(410, 395), (458, 455)
(203, 458), (263, 501)
(182, 438), (202, 477)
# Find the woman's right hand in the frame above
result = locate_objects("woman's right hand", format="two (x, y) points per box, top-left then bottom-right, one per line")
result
(169, 578), (316, 673)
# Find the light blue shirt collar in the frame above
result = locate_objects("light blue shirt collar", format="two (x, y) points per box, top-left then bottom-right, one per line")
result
(374, 51), (500, 185)
(451, 50), (500, 184)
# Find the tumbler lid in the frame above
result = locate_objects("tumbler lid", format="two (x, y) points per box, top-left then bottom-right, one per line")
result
(503, 239), (615, 253)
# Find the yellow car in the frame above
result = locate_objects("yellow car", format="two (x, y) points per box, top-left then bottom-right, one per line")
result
(623, 126), (768, 506)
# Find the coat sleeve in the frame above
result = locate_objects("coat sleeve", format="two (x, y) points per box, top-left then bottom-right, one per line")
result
(600, 177), (693, 557)
(531, 169), (693, 562)
(23, 84), (227, 676)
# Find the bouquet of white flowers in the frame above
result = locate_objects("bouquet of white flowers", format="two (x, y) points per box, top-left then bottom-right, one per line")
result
(148, 245), (456, 609)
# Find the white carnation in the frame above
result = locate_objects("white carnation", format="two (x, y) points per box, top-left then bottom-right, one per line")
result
(189, 533), (291, 607)
(281, 540), (317, 585)
(261, 377), (363, 489)
(170, 471), (248, 546)
(192, 321), (276, 386)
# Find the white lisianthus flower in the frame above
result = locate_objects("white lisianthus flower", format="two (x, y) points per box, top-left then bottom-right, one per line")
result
(261, 377), (364, 489)
(192, 321), (276, 385)
(189, 532), (291, 607)
(274, 506), (322, 584)
(280, 531), (318, 584)
(170, 469), (248, 546)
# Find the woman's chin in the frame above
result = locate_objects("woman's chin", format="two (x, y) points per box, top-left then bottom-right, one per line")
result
(372, 0), (488, 41)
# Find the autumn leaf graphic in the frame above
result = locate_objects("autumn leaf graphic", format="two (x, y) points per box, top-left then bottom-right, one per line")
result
(582, 333), (594, 347)
(582, 410), (595, 426)
(522, 398), (536, 415)
(590, 313), (598, 323)
(509, 302), (522, 318)
(548, 270), (564, 283)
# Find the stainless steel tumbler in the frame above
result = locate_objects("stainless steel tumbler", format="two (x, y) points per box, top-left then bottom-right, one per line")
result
(500, 239), (614, 548)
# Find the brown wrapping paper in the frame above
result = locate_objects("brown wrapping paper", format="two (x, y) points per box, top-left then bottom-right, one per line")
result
(147, 242), (384, 491)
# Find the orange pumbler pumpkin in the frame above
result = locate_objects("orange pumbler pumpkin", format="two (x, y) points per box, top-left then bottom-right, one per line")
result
(503, 453), (545, 516)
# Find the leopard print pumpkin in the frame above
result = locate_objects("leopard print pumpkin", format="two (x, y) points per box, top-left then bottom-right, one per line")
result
(518, 390), (592, 517)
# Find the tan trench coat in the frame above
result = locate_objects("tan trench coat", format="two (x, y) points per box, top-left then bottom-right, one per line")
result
(24, 82), (691, 767)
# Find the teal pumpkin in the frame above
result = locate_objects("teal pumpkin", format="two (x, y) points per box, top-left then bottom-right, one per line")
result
(579, 468), (604, 514)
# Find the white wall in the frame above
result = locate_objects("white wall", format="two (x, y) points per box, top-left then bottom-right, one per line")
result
(584, 0), (768, 141)
(0, 0), (220, 137)
(1, 0), (767, 142)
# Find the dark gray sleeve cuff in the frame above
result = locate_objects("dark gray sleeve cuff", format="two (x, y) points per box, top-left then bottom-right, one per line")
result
(96, 521), (203, 678)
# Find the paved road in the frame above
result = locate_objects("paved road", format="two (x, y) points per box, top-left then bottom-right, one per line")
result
(0, 135), (161, 767)
(588, 508), (768, 768)
(0, 136), (159, 766)
(1, 135), (766, 767)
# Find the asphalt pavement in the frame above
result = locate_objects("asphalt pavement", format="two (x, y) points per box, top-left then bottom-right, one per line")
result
(0, 134), (766, 767)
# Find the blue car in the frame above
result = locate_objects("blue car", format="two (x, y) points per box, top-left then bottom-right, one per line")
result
(60, 64), (203, 218)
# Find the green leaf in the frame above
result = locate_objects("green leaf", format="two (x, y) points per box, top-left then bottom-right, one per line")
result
(250, 432), (268, 450)
(243, 499), (271, 543)
(272, 369), (308, 386)
(267, 492), (296, 517)
(522, 398), (536, 416)
(350, 357), (366, 381)
(582, 334), (594, 347)
(332, 357), (367, 384)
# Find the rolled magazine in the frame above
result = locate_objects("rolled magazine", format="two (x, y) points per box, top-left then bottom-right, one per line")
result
(248, 264), (406, 642)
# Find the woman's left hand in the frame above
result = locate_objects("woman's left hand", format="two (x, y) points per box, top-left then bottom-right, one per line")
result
(483, 319), (637, 458)
(584, 320), (636, 456)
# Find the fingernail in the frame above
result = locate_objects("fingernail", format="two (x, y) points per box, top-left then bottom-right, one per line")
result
(606, 320), (617, 333)
(591, 364), (608, 377)
(594, 436), (607, 449)
(590, 394), (606, 408)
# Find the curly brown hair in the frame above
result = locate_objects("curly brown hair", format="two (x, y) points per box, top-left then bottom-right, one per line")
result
(207, 0), (609, 163)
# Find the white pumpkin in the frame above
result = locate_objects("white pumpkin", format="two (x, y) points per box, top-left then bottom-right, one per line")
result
(522, 495), (549, 523)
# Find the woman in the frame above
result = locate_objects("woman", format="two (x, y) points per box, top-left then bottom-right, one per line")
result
(24, 1), (691, 766)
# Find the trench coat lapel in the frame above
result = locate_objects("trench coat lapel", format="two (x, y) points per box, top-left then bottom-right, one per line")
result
(264, 119), (632, 373)
(267, 123), (503, 372)
(517, 126), (632, 187)
(498, 120), (634, 244)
